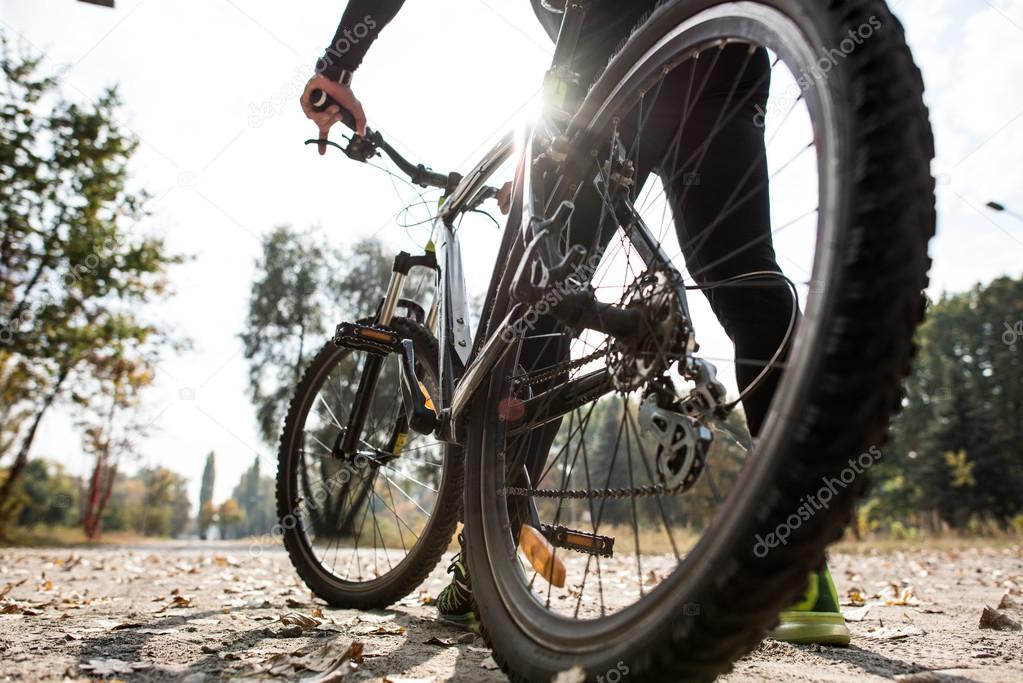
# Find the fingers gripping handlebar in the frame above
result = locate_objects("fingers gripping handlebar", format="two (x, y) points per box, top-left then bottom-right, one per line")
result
(310, 88), (358, 129)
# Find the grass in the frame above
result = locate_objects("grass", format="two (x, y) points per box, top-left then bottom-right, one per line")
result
(2, 525), (153, 548)
(832, 534), (1022, 555)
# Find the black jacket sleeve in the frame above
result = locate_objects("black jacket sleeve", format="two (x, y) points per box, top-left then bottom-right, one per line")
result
(317, 0), (406, 80)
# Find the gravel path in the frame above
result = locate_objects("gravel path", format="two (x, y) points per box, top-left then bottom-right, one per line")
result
(1, 541), (1020, 681)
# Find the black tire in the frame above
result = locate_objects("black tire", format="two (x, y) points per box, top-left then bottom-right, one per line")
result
(464, 0), (934, 680)
(277, 317), (463, 609)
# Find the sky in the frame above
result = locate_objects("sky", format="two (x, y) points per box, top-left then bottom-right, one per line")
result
(2, 0), (1021, 509)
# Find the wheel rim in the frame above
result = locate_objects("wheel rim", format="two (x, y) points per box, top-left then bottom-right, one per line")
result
(478, 1), (845, 648)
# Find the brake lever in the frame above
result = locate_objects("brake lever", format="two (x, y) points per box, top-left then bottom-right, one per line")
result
(303, 128), (381, 163)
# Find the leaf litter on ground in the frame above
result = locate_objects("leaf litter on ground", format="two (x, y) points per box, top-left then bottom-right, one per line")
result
(978, 605), (1022, 631)
(80, 658), (152, 676)
(239, 639), (363, 680)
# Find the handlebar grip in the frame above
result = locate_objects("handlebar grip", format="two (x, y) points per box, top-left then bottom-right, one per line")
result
(310, 88), (357, 131)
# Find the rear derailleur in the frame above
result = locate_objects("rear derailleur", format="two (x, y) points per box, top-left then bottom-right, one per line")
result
(638, 359), (728, 493)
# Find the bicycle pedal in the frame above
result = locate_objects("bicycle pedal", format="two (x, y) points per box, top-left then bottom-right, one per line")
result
(333, 322), (399, 356)
(540, 524), (614, 558)
(518, 524), (566, 588)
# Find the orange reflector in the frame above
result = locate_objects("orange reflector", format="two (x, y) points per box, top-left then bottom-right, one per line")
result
(562, 531), (601, 551)
(359, 328), (395, 343)
(418, 381), (436, 413)
(518, 525), (566, 588)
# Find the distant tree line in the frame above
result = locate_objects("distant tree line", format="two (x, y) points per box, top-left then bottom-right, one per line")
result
(863, 275), (1023, 536)
(10, 459), (190, 538)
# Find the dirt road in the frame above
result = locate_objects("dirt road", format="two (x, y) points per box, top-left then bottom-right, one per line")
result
(1, 541), (1020, 681)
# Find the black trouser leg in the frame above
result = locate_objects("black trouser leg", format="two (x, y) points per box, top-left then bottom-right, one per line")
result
(632, 44), (795, 436)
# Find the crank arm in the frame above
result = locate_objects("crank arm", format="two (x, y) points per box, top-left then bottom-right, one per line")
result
(397, 338), (439, 436)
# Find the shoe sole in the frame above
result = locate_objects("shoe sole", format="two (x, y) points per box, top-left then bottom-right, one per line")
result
(769, 611), (851, 646)
(437, 611), (481, 635)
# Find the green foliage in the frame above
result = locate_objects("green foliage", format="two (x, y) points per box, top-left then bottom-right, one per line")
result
(241, 230), (399, 446)
(9, 459), (79, 527)
(100, 467), (191, 537)
(0, 30), (184, 529)
(866, 275), (1023, 533)
(241, 226), (333, 446)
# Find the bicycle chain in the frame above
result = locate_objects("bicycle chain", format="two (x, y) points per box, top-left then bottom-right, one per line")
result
(512, 347), (609, 388)
(500, 483), (682, 499)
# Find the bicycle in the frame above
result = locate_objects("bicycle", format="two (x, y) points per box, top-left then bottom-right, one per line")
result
(277, 0), (935, 680)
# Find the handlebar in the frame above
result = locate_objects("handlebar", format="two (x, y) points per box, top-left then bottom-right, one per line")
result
(308, 89), (501, 208)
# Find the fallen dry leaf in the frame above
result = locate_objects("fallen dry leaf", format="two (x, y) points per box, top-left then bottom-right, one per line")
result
(998, 593), (1021, 611)
(552, 666), (587, 683)
(0, 578), (27, 601)
(423, 637), (459, 648)
(351, 623), (406, 636)
(0, 600), (43, 616)
(279, 612), (321, 632)
(94, 619), (143, 630)
(843, 605), (871, 622)
(157, 594), (193, 611)
(80, 658), (152, 676)
(979, 606), (1022, 632)
(884, 584), (920, 607)
(480, 656), (500, 671)
(844, 587), (866, 607)
(862, 625), (925, 640)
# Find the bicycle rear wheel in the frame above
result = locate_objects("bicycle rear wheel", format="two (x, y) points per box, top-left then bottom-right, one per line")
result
(464, 0), (934, 680)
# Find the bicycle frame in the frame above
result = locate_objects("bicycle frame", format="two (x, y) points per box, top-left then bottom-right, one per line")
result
(339, 0), (689, 447)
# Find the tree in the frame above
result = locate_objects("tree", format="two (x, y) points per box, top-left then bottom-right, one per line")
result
(0, 32), (183, 530)
(198, 452), (215, 539)
(77, 339), (157, 540)
(241, 226), (332, 446)
(868, 275), (1023, 532)
(137, 467), (191, 537)
(241, 230), (400, 448)
(7, 459), (79, 528)
(200, 501), (218, 538)
(231, 457), (274, 537)
(218, 499), (244, 540)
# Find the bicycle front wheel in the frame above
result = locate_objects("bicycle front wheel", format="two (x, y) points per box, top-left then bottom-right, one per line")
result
(277, 317), (463, 609)
(464, 0), (934, 680)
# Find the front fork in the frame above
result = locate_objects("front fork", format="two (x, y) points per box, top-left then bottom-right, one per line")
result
(335, 250), (438, 458)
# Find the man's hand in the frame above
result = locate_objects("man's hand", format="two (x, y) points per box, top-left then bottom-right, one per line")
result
(301, 74), (367, 155)
(497, 182), (513, 216)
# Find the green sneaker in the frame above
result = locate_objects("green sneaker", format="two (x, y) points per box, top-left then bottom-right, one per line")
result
(435, 533), (480, 634)
(770, 565), (850, 646)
